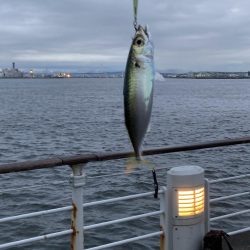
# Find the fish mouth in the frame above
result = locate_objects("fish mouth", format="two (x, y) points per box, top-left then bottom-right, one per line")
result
(136, 25), (150, 38)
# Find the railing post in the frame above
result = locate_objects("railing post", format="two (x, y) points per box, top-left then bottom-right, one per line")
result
(160, 186), (167, 250)
(204, 179), (210, 233)
(162, 166), (207, 250)
(70, 164), (85, 250)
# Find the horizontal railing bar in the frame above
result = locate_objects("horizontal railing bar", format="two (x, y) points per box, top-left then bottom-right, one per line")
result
(0, 229), (72, 249)
(210, 192), (250, 203)
(86, 231), (163, 250)
(0, 157), (65, 174)
(84, 190), (163, 208)
(84, 210), (163, 230)
(210, 209), (250, 222)
(0, 136), (250, 174)
(0, 206), (72, 223)
(228, 227), (250, 236)
(0, 190), (163, 223)
(210, 174), (250, 184)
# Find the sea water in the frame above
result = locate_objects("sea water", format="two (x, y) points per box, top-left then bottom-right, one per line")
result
(0, 78), (249, 249)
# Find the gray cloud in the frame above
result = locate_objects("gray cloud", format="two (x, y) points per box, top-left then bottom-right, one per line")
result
(1, 0), (250, 71)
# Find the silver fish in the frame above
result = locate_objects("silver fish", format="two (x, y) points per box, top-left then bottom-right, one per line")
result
(123, 25), (155, 160)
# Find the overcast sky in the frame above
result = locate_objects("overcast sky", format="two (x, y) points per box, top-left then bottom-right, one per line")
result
(1, 0), (250, 72)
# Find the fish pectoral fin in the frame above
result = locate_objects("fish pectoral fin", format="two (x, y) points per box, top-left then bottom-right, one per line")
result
(135, 61), (141, 68)
(134, 56), (147, 69)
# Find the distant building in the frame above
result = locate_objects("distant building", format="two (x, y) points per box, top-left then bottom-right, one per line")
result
(194, 72), (213, 78)
(53, 72), (71, 78)
(29, 69), (34, 78)
(2, 62), (23, 78)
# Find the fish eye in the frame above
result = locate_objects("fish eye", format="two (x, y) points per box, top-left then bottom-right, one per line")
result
(137, 39), (142, 45)
(134, 36), (144, 47)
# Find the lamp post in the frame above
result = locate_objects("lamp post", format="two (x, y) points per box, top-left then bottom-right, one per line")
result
(162, 166), (208, 250)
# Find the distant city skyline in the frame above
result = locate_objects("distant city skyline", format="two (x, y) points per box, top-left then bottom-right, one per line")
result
(2, 61), (250, 75)
(1, 62), (250, 80)
(1, 0), (250, 72)
(2, 62), (250, 74)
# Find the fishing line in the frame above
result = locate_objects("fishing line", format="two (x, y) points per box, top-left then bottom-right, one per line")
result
(152, 169), (159, 199)
(133, 0), (139, 30)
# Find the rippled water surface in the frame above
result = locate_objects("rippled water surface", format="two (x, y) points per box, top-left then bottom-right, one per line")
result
(0, 78), (249, 249)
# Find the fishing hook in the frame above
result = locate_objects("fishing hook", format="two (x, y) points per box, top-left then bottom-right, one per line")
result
(134, 19), (138, 31)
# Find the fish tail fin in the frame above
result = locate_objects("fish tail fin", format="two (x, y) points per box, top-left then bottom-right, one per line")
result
(135, 151), (143, 161)
(125, 157), (141, 174)
(125, 155), (156, 174)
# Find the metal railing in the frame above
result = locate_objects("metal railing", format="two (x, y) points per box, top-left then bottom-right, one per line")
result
(0, 136), (250, 249)
(209, 174), (250, 236)
(0, 190), (164, 250)
(1, 136), (250, 174)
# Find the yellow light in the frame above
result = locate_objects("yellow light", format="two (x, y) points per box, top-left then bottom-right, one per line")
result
(177, 187), (204, 217)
